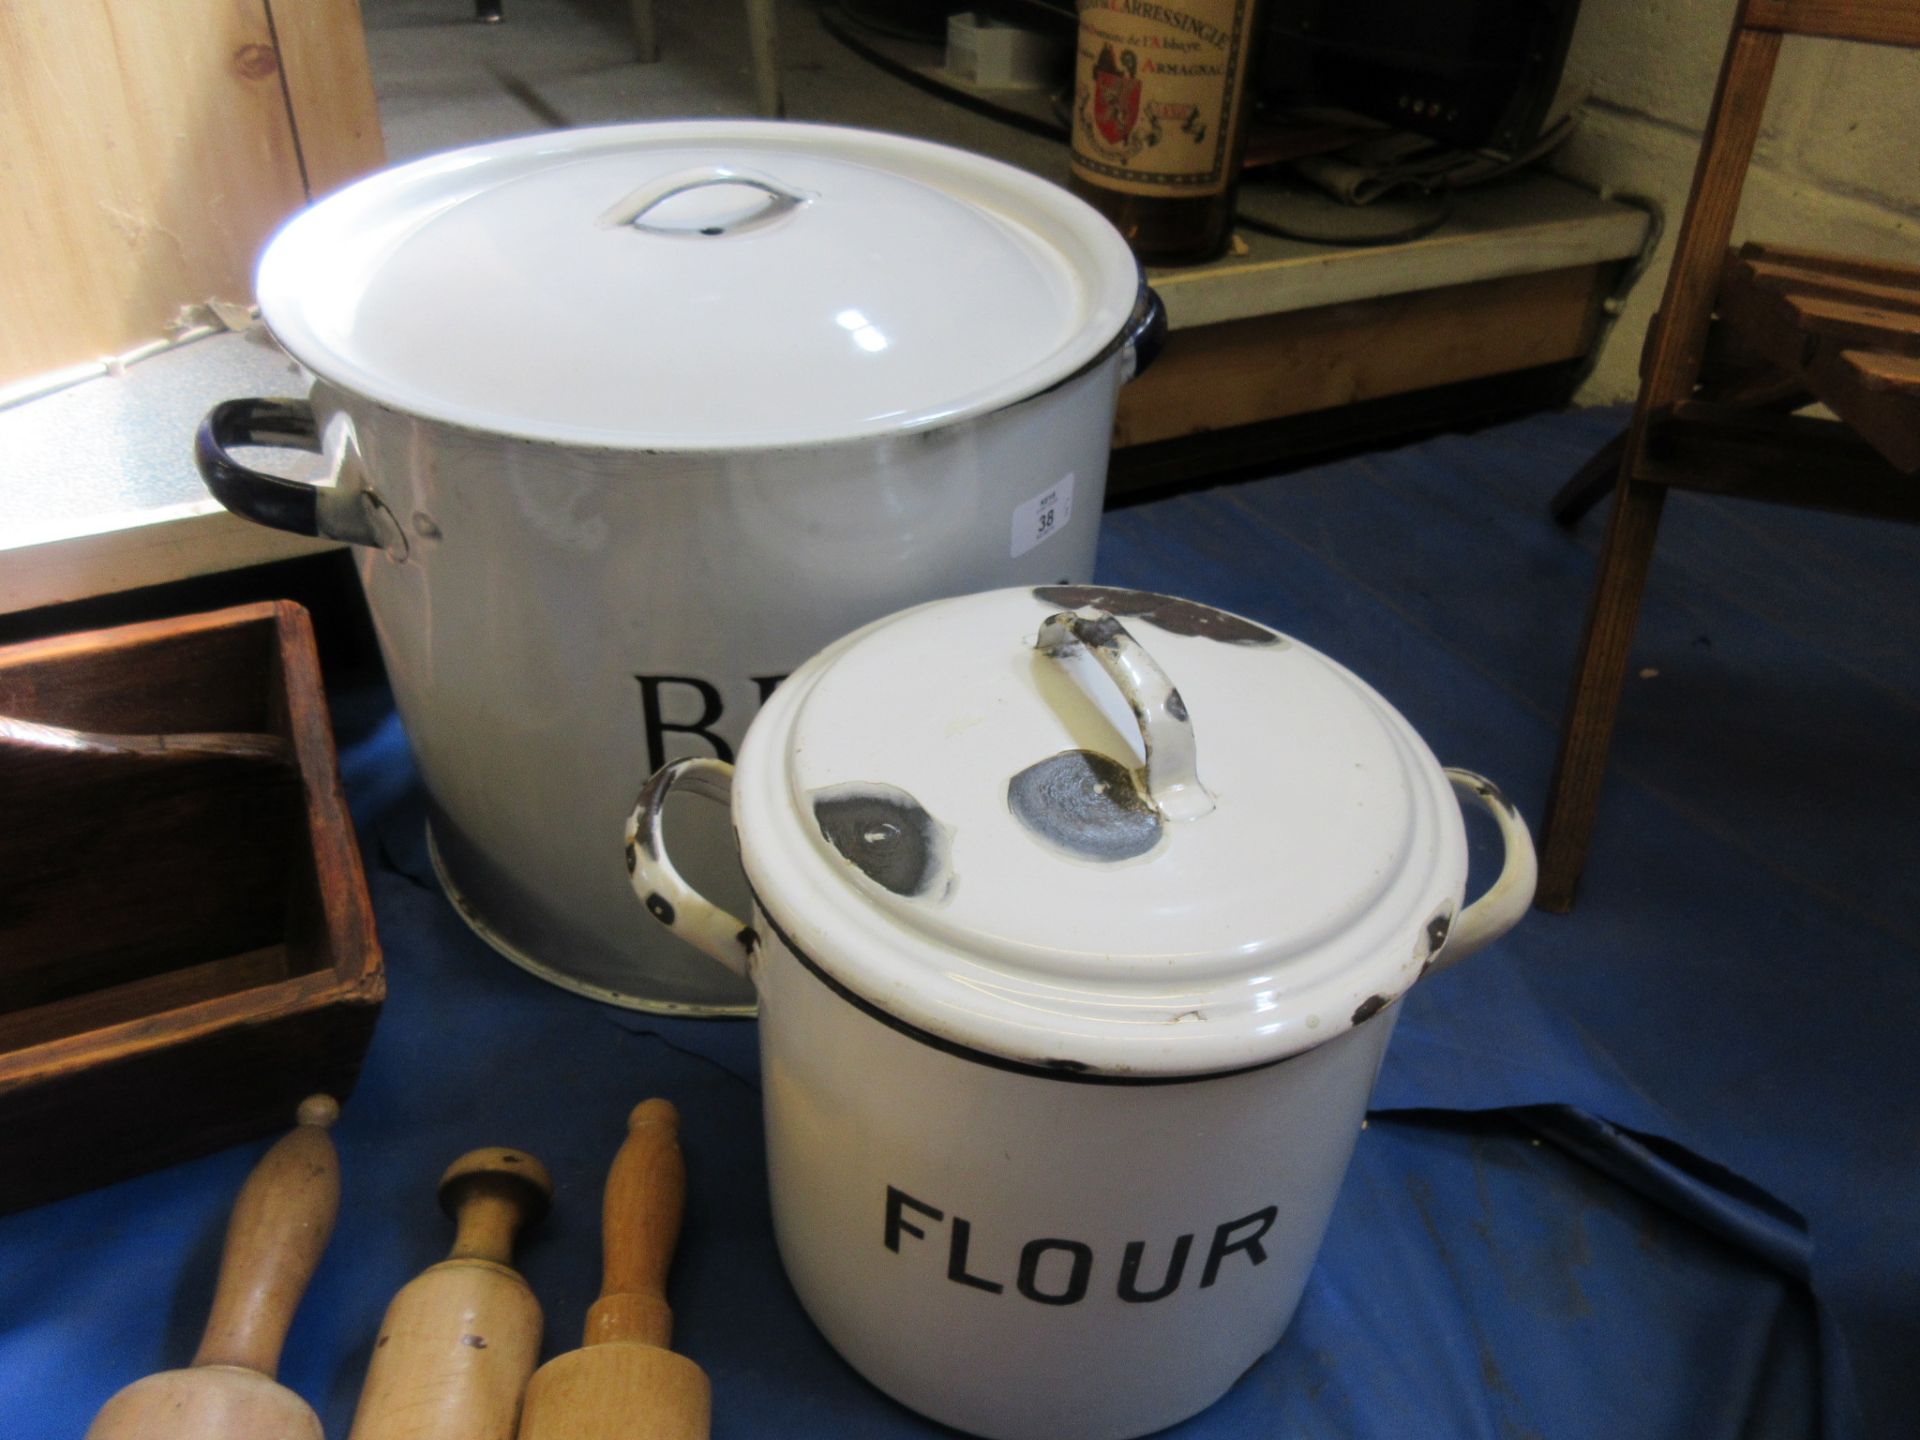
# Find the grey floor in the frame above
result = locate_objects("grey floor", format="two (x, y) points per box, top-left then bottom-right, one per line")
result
(363, 0), (1064, 177)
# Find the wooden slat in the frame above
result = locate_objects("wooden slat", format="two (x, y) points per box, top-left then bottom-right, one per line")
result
(1743, 0), (1920, 47)
(1638, 401), (1920, 514)
(0, 0), (309, 384)
(1740, 259), (1920, 316)
(1846, 348), (1920, 394)
(0, 946), (296, 1054)
(1739, 241), (1920, 289)
(267, 0), (386, 199)
(1782, 293), (1920, 353)
(1818, 349), (1920, 470)
(1716, 263), (1920, 471)
(1114, 266), (1602, 448)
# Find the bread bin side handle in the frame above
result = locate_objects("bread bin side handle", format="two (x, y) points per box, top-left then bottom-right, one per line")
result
(1430, 769), (1537, 972)
(1120, 282), (1167, 385)
(196, 397), (404, 555)
(626, 758), (755, 979)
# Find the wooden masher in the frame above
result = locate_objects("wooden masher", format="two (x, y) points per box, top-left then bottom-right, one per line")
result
(516, 1099), (711, 1440)
(346, 1145), (553, 1440)
(83, 1094), (340, 1440)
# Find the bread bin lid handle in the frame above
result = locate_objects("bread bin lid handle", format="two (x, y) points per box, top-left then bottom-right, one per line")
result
(597, 165), (814, 235)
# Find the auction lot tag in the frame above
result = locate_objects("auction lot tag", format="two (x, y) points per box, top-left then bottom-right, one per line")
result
(1012, 474), (1074, 559)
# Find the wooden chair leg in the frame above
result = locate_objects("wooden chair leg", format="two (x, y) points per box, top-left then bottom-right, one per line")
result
(1550, 430), (1629, 527)
(1537, 21), (1789, 909)
(1536, 471), (1670, 912)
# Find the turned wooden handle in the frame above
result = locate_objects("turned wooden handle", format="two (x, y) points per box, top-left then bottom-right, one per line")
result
(191, 1095), (341, 1376)
(347, 1149), (552, 1440)
(584, 1100), (685, 1349)
(440, 1148), (553, 1266)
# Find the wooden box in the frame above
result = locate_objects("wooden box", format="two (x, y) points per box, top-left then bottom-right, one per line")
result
(0, 602), (384, 1213)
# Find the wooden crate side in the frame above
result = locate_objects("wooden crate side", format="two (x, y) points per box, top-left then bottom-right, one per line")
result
(0, 987), (380, 1214)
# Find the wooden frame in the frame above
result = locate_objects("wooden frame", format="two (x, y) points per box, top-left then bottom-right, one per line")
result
(1744, 0), (1920, 45)
(1536, 1), (1920, 911)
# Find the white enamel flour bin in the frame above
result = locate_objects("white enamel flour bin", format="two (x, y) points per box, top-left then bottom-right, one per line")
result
(196, 122), (1162, 1013)
(627, 585), (1538, 1440)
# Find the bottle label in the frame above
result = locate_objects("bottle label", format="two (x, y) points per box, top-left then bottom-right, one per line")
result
(1070, 0), (1254, 197)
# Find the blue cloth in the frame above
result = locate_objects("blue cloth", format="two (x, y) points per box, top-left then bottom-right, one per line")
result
(7, 406), (1913, 1439)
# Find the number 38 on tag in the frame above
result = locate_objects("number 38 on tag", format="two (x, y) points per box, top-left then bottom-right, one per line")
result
(1012, 474), (1075, 559)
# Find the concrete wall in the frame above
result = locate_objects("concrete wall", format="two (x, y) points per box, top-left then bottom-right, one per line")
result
(1554, 0), (1920, 403)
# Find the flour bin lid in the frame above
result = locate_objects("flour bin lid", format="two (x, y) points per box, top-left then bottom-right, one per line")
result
(733, 586), (1477, 1078)
(254, 121), (1141, 450)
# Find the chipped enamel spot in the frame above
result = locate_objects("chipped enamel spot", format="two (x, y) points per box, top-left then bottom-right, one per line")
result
(1008, 749), (1162, 862)
(1351, 994), (1389, 1025)
(1032, 585), (1284, 646)
(812, 782), (954, 899)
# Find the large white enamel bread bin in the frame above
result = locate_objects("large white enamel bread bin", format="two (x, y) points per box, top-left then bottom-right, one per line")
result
(627, 585), (1538, 1440)
(196, 122), (1163, 1013)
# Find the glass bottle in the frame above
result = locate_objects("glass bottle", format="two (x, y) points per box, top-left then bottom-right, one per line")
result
(1068, 0), (1263, 264)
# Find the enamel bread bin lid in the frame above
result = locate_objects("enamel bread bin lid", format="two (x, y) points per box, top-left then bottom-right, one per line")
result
(254, 121), (1141, 451)
(734, 585), (1478, 1078)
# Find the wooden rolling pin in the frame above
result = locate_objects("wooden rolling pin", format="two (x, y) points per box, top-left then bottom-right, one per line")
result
(516, 1100), (711, 1440)
(84, 1095), (341, 1440)
(347, 1146), (553, 1440)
